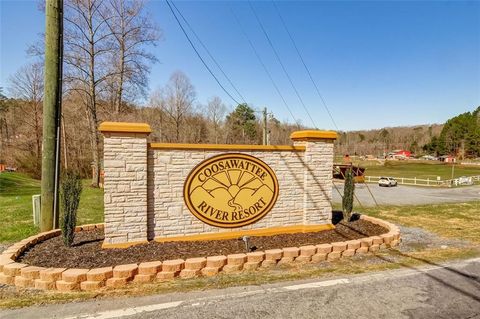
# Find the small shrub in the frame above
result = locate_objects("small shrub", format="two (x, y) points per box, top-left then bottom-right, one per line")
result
(342, 167), (355, 221)
(61, 170), (82, 247)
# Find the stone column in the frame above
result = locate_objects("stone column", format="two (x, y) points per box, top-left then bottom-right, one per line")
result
(99, 122), (151, 248)
(290, 130), (338, 225)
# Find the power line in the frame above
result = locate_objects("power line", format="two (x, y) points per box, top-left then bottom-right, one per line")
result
(170, 1), (247, 104)
(248, 1), (318, 129)
(272, 1), (339, 131)
(165, 0), (241, 105)
(229, 6), (300, 128)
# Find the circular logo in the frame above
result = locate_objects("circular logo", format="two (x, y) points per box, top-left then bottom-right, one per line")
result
(184, 153), (279, 228)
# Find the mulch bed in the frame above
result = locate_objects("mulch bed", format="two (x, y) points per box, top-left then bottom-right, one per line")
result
(18, 219), (387, 268)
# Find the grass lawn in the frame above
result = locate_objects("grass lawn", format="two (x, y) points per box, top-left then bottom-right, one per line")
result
(360, 161), (480, 180)
(0, 172), (103, 243)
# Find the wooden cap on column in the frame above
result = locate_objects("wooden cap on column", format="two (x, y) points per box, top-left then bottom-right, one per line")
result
(99, 122), (152, 135)
(290, 130), (337, 141)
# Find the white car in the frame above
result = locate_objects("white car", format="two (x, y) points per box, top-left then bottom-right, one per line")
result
(378, 177), (398, 187)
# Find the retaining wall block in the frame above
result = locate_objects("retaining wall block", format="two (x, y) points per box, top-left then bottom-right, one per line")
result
(299, 245), (317, 257)
(184, 257), (207, 270)
(316, 244), (333, 254)
(201, 267), (219, 276)
(264, 249), (283, 261)
(356, 247), (369, 254)
(246, 252), (265, 263)
(0, 257), (14, 272)
(156, 271), (176, 281)
(346, 240), (361, 250)
(134, 274), (155, 283)
(331, 242), (347, 252)
(380, 233), (394, 244)
(342, 249), (356, 257)
(179, 269), (201, 278)
(327, 251), (341, 261)
(3, 263), (27, 276)
(80, 280), (105, 291)
(222, 264), (243, 273)
(161, 259), (184, 273)
(87, 267), (113, 281)
(227, 254), (247, 266)
(360, 238), (373, 248)
(206, 256), (227, 268)
(56, 280), (79, 291)
(14, 276), (34, 288)
(34, 279), (56, 290)
(113, 264), (138, 279)
(311, 253), (328, 262)
(371, 236), (383, 245)
(0, 273), (14, 285)
(138, 261), (162, 275)
(282, 247), (300, 258)
(20, 266), (45, 280)
(243, 261), (262, 271)
(40, 268), (66, 282)
(62, 269), (89, 283)
(106, 277), (128, 288)
(295, 256), (312, 263)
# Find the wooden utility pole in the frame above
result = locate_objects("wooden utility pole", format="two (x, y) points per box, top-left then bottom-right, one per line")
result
(41, 0), (63, 231)
(262, 107), (268, 145)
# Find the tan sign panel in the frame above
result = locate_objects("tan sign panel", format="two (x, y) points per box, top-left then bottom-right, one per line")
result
(184, 153), (279, 228)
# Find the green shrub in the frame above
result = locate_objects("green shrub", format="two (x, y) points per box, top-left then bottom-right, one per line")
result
(342, 167), (355, 221)
(61, 170), (82, 247)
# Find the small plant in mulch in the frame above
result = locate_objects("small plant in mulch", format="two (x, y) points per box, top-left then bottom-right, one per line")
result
(342, 167), (355, 222)
(61, 170), (83, 247)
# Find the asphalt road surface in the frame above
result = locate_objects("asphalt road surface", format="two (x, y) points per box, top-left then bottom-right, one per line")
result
(2, 258), (479, 319)
(333, 183), (480, 206)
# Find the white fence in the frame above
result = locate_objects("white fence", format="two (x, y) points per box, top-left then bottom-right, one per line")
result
(365, 175), (480, 187)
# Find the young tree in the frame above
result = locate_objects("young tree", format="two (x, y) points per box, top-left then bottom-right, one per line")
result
(8, 63), (44, 175)
(104, 0), (160, 114)
(342, 168), (355, 222)
(63, 0), (115, 187)
(61, 170), (82, 247)
(153, 71), (196, 142)
(206, 96), (226, 143)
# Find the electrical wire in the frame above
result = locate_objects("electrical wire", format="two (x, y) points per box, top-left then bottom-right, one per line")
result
(248, 1), (318, 129)
(229, 6), (300, 128)
(170, 1), (247, 104)
(272, 1), (339, 131)
(165, 0), (241, 105)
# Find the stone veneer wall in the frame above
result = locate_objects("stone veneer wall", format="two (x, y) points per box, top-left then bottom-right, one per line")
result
(100, 123), (336, 246)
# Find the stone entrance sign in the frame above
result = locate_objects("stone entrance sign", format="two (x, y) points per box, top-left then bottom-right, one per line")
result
(99, 122), (337, 248)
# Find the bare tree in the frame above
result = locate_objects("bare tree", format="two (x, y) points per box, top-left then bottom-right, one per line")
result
(63, 0), (115, 187)
(153, 71), (196, 142)
(206, 96), (226, 143)
(8, 63), (44, 174)
(104, 0), (160, 114)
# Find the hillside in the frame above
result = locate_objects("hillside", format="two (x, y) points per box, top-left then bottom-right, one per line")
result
(334, 124), (444, 157)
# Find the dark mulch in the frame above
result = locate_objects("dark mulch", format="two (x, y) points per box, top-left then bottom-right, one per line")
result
(18, 218), (387, 268)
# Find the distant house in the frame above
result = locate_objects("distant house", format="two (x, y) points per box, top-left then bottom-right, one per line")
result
(388, 149), (411, 159)
(439, 155), (456, 163)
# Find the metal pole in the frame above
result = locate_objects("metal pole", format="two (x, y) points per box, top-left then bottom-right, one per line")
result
(40, 0), (63, 231)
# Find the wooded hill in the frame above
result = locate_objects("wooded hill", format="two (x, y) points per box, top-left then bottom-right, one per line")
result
(334, 124), (444, 157)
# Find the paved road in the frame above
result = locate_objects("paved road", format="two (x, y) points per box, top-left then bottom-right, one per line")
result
(2, 258), (479, 319)
(333, 183), (480, 206)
